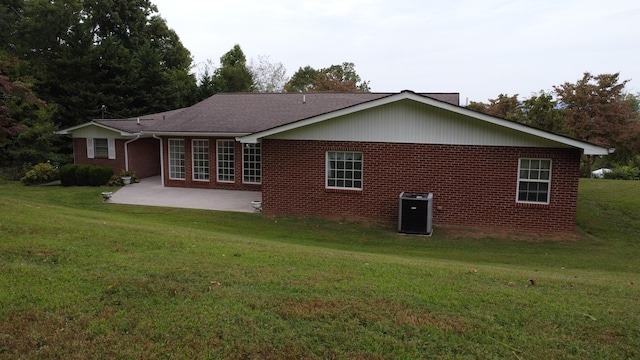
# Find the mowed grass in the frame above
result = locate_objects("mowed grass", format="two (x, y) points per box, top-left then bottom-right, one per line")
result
(0, 179), (639, 359)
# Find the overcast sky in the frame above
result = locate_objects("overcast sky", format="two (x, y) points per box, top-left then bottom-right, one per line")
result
(152, 0), (639, 103)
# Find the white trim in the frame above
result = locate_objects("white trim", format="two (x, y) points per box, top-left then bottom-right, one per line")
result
(124, 135), (140, 171)
(242, 143), (262, 184)
(237, 91), (613, 155)
(191, 139), (210, 182)
(107, 138), (116, 159)
(516, 158), (552, 204)
(143, 131), (249, 137)
(216, 139), (235, 183)
(153, 135), (164, 186)
(326, 150), (363, 190)
(168, 138), (186, 180)
(56, 121), (136, 136)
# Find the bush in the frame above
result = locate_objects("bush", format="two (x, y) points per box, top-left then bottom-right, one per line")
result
(88, 166), (114, 186)
(106, 170), (140, 187)
(59, 164), (79, 186)
(604, 166), (640, 180)
(20, 162), (59, 185)
(75, 165), (91, 186)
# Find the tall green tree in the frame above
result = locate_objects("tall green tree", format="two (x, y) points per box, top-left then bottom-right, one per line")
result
(0, 53), (63, 175)
(284, 66), (319, 92)
(284, 62), (370, 92)
(7, 0), (197, 129)
(213, 44), (254, 93)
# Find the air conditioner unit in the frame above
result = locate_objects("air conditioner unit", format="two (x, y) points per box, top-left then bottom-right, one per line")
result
(398, 192), (433, 235)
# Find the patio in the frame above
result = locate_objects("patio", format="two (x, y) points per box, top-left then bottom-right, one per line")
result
(108, 176), (262, 213)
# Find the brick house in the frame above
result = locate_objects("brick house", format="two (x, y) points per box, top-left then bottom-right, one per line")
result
(57, 91), (612, 233)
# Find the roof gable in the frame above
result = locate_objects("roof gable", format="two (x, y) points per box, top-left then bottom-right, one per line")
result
(237, 91), (613, 155)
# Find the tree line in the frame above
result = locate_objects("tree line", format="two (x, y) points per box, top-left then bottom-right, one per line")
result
(1, 0), (638, 179)
(468, 72), (640, 172)
(0, 0), (369, 178)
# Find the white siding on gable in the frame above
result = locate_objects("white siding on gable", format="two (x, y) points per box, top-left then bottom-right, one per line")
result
(73, 126), (126, 139)
(268, 100), (569, 148)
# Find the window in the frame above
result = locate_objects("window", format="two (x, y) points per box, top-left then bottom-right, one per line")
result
(192, 139), (210, 181)
(94, 138), (109, 157)
(517, 158), (552, 203)
(87, 138), (115, 159)
(243, 143), (261, 184)
(168, 139), (185, 180)
(217, 140), (235, 182)
(327, 151), (363, 190)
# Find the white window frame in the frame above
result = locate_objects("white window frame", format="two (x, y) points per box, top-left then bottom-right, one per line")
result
(516, 158), (552, 204)
(326, 151), (363, 190)
(168, 139), (185, 180)
(217, 139), (235, 183)
(243, 143), (261, 184)
(192, 139), (210, 181)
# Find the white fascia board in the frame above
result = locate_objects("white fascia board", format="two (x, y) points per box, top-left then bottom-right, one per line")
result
(142, 131), (250, 138)
(238, 90), (613, 155)
(55, 121), (136, 136)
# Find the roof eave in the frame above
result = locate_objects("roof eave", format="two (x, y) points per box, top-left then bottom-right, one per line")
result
(142, 131), (251, 138)
(55, 121), (137, 136)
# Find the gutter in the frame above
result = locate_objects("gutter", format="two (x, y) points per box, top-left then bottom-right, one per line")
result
(153, 135), (165, 186)
(124, 135), (141, 172)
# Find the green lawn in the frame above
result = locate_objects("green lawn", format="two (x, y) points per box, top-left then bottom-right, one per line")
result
(0, 179), (639, 359)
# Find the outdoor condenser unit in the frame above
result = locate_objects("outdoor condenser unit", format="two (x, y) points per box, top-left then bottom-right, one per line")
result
(398, 192), (433, 235)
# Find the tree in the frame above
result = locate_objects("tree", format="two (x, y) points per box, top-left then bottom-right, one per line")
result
(468, 92), (569, 135)
(484, 94), (520, 120)
(284, 62), (370, 92)
(213, 44), (253, 93)
(554, 72), (640, 163)
(249, 55), (288, 93)
(516, 91), (568, 135)
(0, 53), (64, 175)
(7, 0), (198, 129)
(284, 66), (319, 92)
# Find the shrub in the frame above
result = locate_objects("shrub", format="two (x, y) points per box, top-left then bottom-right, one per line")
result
(604, 166), (640, 180)
(107, 174), (124, 187)
(75, 165), (91, 186)
(88, 166), (114, 186)
(59, 164), (79, 186)
(20, 162), (59, 185)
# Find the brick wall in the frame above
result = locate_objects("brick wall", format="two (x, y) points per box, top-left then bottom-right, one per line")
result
(262, 139), (581, 233)
(128, 137), (160, 178)
(73, 138), (126, 174)
(73, 137), (160, 178)
(161, 137), (261, 191)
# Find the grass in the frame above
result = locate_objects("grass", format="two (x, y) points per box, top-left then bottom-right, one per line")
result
(0, 179), (639, 359)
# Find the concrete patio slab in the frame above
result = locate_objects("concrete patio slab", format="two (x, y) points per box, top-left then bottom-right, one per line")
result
(108, 176), (261, 213)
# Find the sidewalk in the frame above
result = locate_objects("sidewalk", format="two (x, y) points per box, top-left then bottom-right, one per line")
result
(109, 176), (261, 213)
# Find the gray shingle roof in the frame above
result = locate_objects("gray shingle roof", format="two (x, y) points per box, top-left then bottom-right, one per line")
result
(147, 92), (394, 134)
(85, 92), (460, 135)
(93, 108), (187, 134)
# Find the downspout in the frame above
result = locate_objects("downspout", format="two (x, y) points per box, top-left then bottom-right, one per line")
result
(153, 135), (164, 186)
(124, 135), (141, 172)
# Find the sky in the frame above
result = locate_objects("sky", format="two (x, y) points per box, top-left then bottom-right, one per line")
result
(151, 0), (639, 103)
